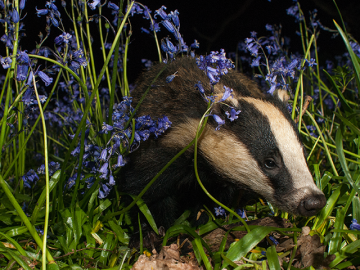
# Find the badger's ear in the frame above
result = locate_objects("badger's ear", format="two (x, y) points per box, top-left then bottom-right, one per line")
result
(274, 89), (290, 104)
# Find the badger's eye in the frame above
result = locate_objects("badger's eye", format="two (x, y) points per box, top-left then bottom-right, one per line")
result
(264, 159), (276, 169)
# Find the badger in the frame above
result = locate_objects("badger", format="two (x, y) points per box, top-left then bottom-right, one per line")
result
(120, 56), (326, 230)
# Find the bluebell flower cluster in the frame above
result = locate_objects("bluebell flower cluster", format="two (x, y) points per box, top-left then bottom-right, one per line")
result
(244, 28), (317, 94)
(37, 161), (61, 177)
(67, 97), (171, 199)
(36, 0), (61, 28)
(194, 50), (241, 130)
(125, 3), (196, 62)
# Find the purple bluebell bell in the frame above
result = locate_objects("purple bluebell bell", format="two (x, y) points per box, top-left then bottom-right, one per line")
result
(113, 154), (126, 169)
(210, 114), (225, 130)
(161, 20), (175, 33)
(269, 235), (279, 245)
(1, 34), (14, 49)
(107, 1), (119, 11)
(10, 9), (20, 23)
(225, 108), (241, 122)
(16, 64), (28, 81)
(36, 7), (49, 17)
(0, 56), (12, 69)
(154, 5), (168, 20)
(99, 183), (111, 199)
(214, 206), (226, 217)
(191, 40), (200, 49)
(37, 70), (53, 86)
(236, 208), (246, 219)
(350, 219), (360, 231)
(17, 51), (30, 65)
(88, 0), (100, 10)
(20, 0), (26, 10)
(219, 86), (233, 102)
(22, 169), (40, 188)
(168, 10), (180, 27)
(166, 71), (178, 83)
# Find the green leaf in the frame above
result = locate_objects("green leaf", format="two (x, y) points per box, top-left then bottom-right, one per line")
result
(131, 195), (158, 234)
(31, 170), (61, 224)
(267, 245), (281, 270)
(193, 237), (212, 270)
(221, 226), (272, 269)
(334, 20), (360, 93)
(0, 232), (27, 256)
(336, 129), (360, 195)
(108, 219), (129, 245)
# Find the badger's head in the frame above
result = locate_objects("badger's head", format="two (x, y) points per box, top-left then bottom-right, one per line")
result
(164, 88), (326, 216)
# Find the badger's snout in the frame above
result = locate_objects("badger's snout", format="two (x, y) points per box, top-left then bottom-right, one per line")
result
(298, 193), (327, 216)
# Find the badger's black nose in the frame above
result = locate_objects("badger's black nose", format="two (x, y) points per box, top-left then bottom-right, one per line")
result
(298, 194), (327, 216)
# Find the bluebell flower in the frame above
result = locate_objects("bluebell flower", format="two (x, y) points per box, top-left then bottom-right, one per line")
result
(113, 154), (126, 169)
(88, 0), (100, 10)
(269, 235), (279, 245)
(37, 70), (53, 86)
(36, 7), (49, 17)
(166, 71), (178, 83)
(191, 40), (200, 49)
(168, 10), (180, 27)
(0, 56), (12, 69)
(100, 148), (108, 161)
(99, 183), (111, 199)
(236, 208), (246, 219)
(350, 219), (360, 231)
(219, 86), (233, 102)
(107, 1), (119, 11)
(16, 65), (28, 81)
(54, 32), (72, 45)
(154, 5), (168, 20)
(195, 81), (205, 94)
(17, 51), (30, 65)
(225, 108), (241, 122)
(22, 169), (40, 188)
(0, 1), (4, 9)
(10, 9), (20, 23)
(20, 0), (26, 10)
(214, 206), (226, 217)
(210, 114), (225, 130)
(108, 172), (115, 186)
(161, 20), (175, 33)
(251, 56), (261, 67)
(142, 6), (152, 20)
(102, 122), (114, 134)
(99, 162), (109, 178)
(1, 34), (14, 49)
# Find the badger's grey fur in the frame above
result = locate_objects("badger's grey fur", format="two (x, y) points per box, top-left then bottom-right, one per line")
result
(121, 57), (326, 229)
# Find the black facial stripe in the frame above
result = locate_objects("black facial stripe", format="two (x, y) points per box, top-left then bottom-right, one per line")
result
(224, 99), (295, 193)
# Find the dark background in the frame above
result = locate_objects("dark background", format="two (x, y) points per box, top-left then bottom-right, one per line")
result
(6, 0), (360, 83)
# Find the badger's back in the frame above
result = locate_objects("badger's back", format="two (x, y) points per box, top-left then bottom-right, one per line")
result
(121, 56), (326, 230)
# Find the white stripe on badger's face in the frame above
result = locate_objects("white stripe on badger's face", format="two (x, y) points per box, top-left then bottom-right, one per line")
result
(161, 118), (274, 199)
(242, 97), (324, 214)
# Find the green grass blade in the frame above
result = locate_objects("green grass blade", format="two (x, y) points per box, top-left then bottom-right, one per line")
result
(267, 245), (281, 270)
(335, 129), (360, 195)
